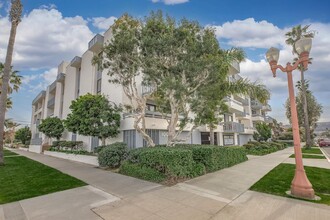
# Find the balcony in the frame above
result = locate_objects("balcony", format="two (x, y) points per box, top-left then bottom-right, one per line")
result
(225, 97), (244, 114)
(244, 126), (256, 134)
(49, 80), (57, 92)
(88, 34), (104, 52)
(222, 122), (244, 133)
(251, 100), (263, 109)
(142, 85), (156, 96)
(262, 104), (272, 111)
(229, 60), (240, 74)
(236, 111), (250, 120)
(57, 73), (65, 82)
(252, 114), (265, 122)
(264, 116), (274, 123)
(47, 97), (55, 108)
(97, 71), (102, 80)
(70, 56), (82, 68)
(32, 90), (46, 105)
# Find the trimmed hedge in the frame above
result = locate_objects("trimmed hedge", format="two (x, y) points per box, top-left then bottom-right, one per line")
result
(172, 144), (248, 172)
(51, 141), (83, 151)
(98, 142), (128, 168)
(120, 145), (247, 182)
(127, 147), (205, 178)
(243, 141), (287, 156)
(119, 161), (166, 183)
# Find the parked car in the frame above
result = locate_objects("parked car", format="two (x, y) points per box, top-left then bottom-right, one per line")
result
(319, 139), (330, 147)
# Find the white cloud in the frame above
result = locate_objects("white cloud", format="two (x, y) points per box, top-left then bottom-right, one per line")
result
(42, 67), (58, 84)
(92, 16), (117, 30)
(151, 0), (189, 5)
(212, 18), (287, 49)
(0, 8), (94, 70)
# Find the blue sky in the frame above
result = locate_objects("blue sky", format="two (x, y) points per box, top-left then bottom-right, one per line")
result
(1, 0), (330, 126)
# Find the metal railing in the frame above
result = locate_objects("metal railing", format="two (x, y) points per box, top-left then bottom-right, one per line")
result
(222, 122), (245, 133)
(88, 34), (104, 50)
(47, 97), (55, 108)
(142, 85), (156, 96)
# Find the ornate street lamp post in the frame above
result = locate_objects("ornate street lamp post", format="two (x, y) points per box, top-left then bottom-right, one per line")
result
(266, 37), (315, 200)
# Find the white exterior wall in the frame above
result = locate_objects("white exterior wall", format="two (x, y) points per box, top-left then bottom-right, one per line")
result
(79, 51), (95, 96)
(62, 66), (78, 119)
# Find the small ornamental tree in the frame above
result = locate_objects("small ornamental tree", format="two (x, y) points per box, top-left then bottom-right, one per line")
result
(15, 126), (31, 145)
(254, 122), (272, 142)
(64, 94), (121, 146)
(38, 117), (64, 141)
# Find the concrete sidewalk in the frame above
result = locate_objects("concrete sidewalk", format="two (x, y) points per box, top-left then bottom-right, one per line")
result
(4, 147), (330, 220)
(10, 149), (162, 198)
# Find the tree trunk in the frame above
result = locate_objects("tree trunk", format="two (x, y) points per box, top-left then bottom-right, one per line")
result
(0, 22), (19, 166)
(300, 70), (312, 148)
(209, 126), (214, 145)
(167, 98), (179, 146)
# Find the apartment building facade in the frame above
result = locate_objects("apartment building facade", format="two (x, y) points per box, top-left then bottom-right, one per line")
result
(29, 27), (272, 153)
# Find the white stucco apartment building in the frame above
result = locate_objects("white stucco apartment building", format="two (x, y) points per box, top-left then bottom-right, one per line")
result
(29, 27), (272, 153)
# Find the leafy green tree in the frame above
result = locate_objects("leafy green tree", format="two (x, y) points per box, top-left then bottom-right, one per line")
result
(64, 94), (121, 146)
(15, 127), (31, 146)
(93, 14), (156, 147)
(253, 122), (272, 142)
(38, 117), (64, 141)
(285, 24), (315, 148)
(191, 49), (270, 145)
(0, 0), (23, 165)
(285, 81), (322, 142)
(141, 11), (229, 145)
(269, 119), (284, 140)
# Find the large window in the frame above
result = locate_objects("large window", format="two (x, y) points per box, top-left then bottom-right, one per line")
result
(146, 104), (156, 112)
(124, 130), (136, 149)
(201, 132), (218, 145)
(96, 79), (101, 94)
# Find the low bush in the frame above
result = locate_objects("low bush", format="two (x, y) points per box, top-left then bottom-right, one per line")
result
(98, 142), (128, 168)
(51, 141), (83, 151)
(172, 144), (247, 172)
(127, 147), (203, 178)
(243, 141), (287, 155)
(119, 161), (166, 183)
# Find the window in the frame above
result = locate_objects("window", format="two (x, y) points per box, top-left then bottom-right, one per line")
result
(201, 132), (218, 145)
(97, 79), (101, 94)
(147, 104), (156, 112)
(123, 130), (136, 149)
(71, 133), (77, 141)
(143, 129), (159, 147)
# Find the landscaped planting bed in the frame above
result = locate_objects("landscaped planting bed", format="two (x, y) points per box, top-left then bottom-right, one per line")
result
(289, 154), (326, 159)
(243, 141), (287, 156)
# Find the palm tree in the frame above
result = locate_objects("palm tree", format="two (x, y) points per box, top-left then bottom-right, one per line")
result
(0, 63), (22, 110)
(0, 0), (23, 166)
(285, 25), (315, 148)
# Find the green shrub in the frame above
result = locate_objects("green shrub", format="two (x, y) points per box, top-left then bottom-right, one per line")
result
(51, 141), (83, 150)
(98, 142), (128, 168)
(183, 145), (248, 172)
(94, 146), (105, 154)
(128, 147), (200, 178)
(119, 161), (166, 183)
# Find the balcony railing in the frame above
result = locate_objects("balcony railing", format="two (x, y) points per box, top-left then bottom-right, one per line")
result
(88, 34), (104, 52)
(32, 90), (46, 105)
(264, 116), (274, 123)
(222, 122), (244, 133)
(57, 73), (65, 82)
(49, 80), (57, 92)
(70, 56), (82, 68)
(251, 100), (263, 109)
(262, 104), (272, 111)
(123, 110), (184, 120)
(47, 97), (55, 108)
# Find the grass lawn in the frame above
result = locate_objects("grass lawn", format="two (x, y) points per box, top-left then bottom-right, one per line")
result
(0, 155), (86, 204)
(3, 149), (17, 156)
(250, 163), (330, 205)
(301, 148), (323, 154)
(289, 154), (326, 159)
